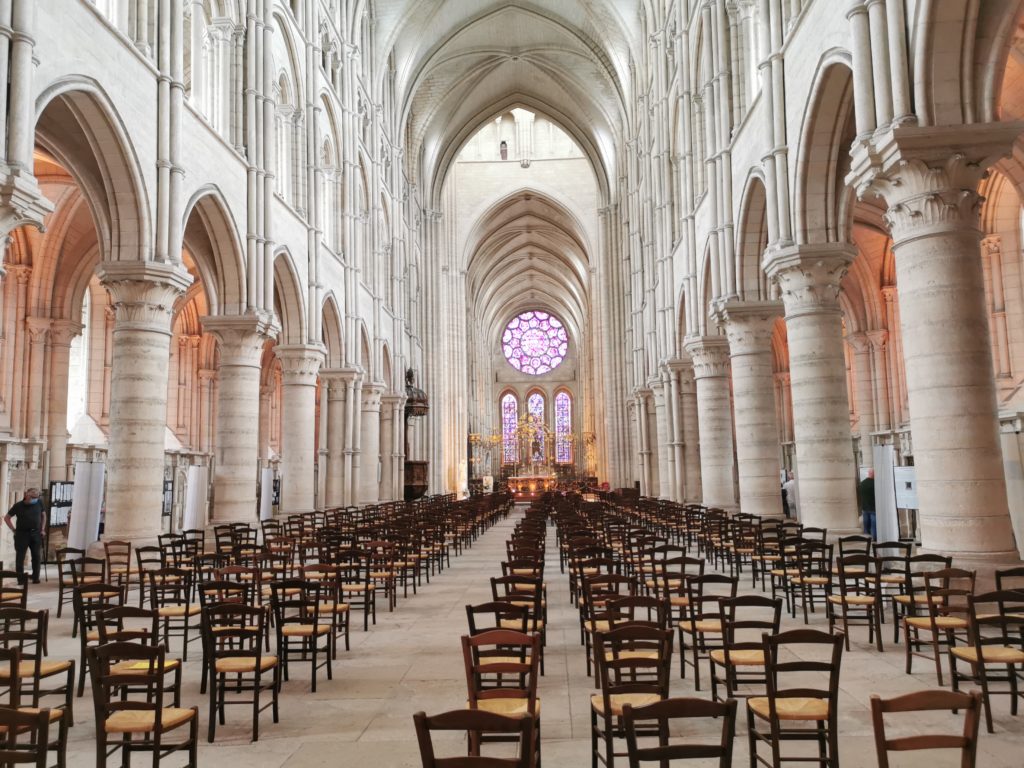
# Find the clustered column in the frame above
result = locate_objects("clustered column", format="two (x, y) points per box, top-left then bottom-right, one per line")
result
(765, 244), (858, 534)
(718, 300), (784, 518)
(275, 343), (325, 514)
(684, 336), (735, 509)
(202, 313), (277, 523)
(97, 261), (192, 541)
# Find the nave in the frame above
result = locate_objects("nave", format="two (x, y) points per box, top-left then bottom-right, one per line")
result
(17, 498), (1021, 767)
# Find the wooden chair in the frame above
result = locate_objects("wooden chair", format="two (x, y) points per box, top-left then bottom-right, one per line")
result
(148, 568), (200, 661)
(710, 595), (781, 707)
(55, 548), (103, 620)
(591, 625), (673, 768)
(903, 567), (974, 685)
(300, 563), (351, 656)
(0, 646), (68, 768)
(466, 602), (530, 636)
(621, 697), (737, 768)
(827, 553), (884, 651)
(870, 689), (981, 768)
(201, 603), (279, 743)
(949, 590), (1024, 732)
(96, 605), (182, 706)
(103, 541), (134, 596)
(0, 608), (74, 721)
(678, 573), (737, 689)
(335, 547), (376, 631)
(891, 553), (951, 644)
(269, 579), (332, 692)
(746, 629), (844, 768)
(462, 629), (540, 765)
(412, 709), (536, 768)
(72, 583), (125, 697)
(86, 642), (198, 768)
(788, 540), (833, 624)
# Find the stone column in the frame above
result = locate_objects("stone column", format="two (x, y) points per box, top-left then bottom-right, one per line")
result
(46, 320), (82, 482)
(850, 125), (1021, 562)
(718, 300), (785, 517)
(357, 383), (383, 505)
(765, 244), (858, 534)
(650, 378), (671, 499)
(379, 394), (403, 501)
(275, 343), (325, 514)
(677, 360), (702, 502)
(684, 336), (735, 509)
(320, 369), (357, 507)
(665, 361), (686, 503)
(847, 331), (875, 467)
(867, 330), (891, 432)
(202, 314), (276, 523)
(97, 261), (192, 540)
(24, 317), (49, 440)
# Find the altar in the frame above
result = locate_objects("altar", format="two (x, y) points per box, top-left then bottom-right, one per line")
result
(507, 475), (557, 500)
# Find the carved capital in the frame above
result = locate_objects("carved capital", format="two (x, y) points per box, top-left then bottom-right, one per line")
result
(0, 170), (54, 239)
(683, 336), (731, 379)
(846, 331), (871, 355)
(202, 311), (279, 368)
(24, 316), (50, 344)
(321, 367), (361, 401)
(360, 382), (385, 412)
(275, 343), (325, 386)
(198, 368), (218, 385)
(49, 319), (84, 347)
(97, 261), (193, 335)
(715, 299), (783, 356)
(866, 329), (888, 350)
(848, 122), (1023, 243)
(763, 243), (855, 318)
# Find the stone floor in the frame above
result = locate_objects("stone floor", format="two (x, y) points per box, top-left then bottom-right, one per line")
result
(24, 509), (1024, 766)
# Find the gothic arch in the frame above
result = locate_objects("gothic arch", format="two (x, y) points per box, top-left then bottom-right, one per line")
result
(735, 172), (770, 301)
(793, 53), (857, 246)
(34, 77), (151, 263)
(182, 187), (247, 316)
(273, 248), (307, 345)
(321, 293), (344, 368)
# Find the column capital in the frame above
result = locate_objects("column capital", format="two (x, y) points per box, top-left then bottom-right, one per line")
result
(24, 316), (50, 343)
(96, 261), (193, 334)
(846, 331), (871, 354)
(202, 311), (279, 367)
(763, 243), (856, 318)
(198, 368), (217, 385)
(683, 335), (731, 379)
(664, 357), (694, 375)
(360, 382), (385, 411)
(866, 328), (888, 349)
(773, 371), (791, 386)
(848, 122), (1023, 242)
(319, 366), (362, 386)
(714, 299), (784, 355)
(49, 319), (84, 347)
(275, 343), (325, 386)
(381, 393), (406, 408)
(0, 171), (54, 240)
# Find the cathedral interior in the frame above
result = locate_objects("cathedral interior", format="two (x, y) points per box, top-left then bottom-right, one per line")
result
(0, 0), (1021, 765)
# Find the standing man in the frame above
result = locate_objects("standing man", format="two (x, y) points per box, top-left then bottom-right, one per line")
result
(858, 470), (877, 541)
(5, 488), (46, 584)
(782, 470), (798, 519)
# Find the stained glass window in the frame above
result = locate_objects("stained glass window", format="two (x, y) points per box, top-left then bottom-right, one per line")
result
(555, 390), (572, 463)
(502, 310), (569, 375)
(501, 393), (518, 464)
(527, 392), (545, 459)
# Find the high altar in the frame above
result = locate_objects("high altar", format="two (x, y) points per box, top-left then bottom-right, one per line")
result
(507, 474), (558, 499)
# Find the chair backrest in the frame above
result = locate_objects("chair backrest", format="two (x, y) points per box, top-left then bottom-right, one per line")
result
(103, 540), (132, 570)
(966, 590), (1024, 650)
(97, 605), (160, 644)
(466, 602), (529, 635)
(594, 624), (673, 702)
(762, 629), (844, 723)
(148, 567), (193, 609)
(870, 689), (981, 768)
(835, 554), (882, 597)
(683, 574), (738, 622)
(73, 583), (126, 639)
(198, 578), (256, 608)
(837, 534), (872, 559)
(621, 697), (737, 768)
(462, 629), (539, 713)
(201, 603), (266, 667)
(0, 607), (46, 662)
(923, 568), (975, 623)
(720, 595), (782, 655)
(0, 704), (51, 767)
(605, 595), (668, 630)
(995, 566), (1024, 593)
(412, 709), (535, 768)
(269, 579), (322, 628)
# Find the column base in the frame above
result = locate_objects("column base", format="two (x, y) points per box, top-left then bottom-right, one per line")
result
(920, 549), (1022, 590)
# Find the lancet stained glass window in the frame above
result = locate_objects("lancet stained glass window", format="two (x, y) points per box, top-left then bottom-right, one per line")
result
(555, 390), (572, 463)
(527, 392), (545, 459)
(502, 311), (569, 375)
(501, 393), (518, 464)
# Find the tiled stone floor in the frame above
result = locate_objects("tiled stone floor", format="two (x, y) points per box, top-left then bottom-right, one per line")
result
(26, 509), (1024, 766)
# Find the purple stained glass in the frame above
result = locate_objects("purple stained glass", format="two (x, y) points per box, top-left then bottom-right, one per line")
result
(502, 310), (569, 375)
(502, 393), (518, 464)
(528, 392), (545, 458)
(555, 391), (572, 463)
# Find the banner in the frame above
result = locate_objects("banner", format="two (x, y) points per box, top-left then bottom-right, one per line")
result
(182, 465), (208, 531)
(259, 468), (274, 521)
(872, 445), (899, 543)
(67, 462), (104, 551)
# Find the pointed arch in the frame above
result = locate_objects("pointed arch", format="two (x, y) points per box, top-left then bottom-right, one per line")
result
(273, 248), (306, 345)
(321, 292), (344, 368)
(182, 186), (247, 315)
(735, 172), (771, 301)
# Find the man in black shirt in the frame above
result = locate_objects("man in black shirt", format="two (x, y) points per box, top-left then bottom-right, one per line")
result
(5, 488), (46, 584)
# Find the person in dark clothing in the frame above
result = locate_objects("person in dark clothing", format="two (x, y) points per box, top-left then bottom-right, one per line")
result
(858, 470), (876, 541)
(5, 488), (46, 584)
